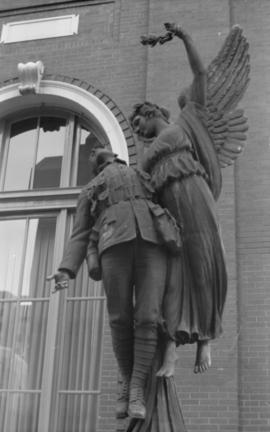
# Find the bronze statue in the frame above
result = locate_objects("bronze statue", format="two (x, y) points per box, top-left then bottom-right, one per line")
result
(126, 23), (249, 430)
(48, 22), (249, 432)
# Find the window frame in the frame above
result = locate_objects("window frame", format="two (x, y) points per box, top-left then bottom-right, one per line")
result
(0, 107), (107, 195)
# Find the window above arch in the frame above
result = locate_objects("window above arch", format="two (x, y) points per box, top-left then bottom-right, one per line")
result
(0, 110), (107, 192)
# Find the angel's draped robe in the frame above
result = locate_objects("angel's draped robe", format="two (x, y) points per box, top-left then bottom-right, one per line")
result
(142, 102), (227, 344)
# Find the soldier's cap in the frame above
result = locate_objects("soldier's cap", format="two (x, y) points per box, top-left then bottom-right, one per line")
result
(85, 133), (106, 151)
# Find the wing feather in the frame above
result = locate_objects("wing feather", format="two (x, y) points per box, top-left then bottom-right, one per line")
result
(205, 26), (250, 168)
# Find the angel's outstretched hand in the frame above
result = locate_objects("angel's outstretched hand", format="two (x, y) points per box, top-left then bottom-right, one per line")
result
(164, 23), (186, 39)
(46, 270), (70, 294)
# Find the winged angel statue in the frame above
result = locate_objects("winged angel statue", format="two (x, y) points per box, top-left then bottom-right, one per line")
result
(127, 23), (250, 431)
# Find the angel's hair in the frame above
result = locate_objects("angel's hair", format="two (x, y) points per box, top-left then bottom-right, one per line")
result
(129, 101), (170, 129)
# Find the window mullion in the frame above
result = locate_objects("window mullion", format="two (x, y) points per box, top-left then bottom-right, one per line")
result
(60, 115), (75, 187)
(37, 209), (67, 432)
(50, 218), (72, 432)
(0, 122), (11, 191)
(70, 117), (81, 187)
(29, 117), (41, 190)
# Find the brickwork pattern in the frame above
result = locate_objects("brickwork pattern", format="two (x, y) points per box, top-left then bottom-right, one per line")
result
(232, 1), (270, 431)
(0, 0), (64, 9)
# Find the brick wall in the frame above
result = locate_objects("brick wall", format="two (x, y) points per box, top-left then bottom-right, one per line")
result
(0, 1), (269, 431)
(232, 1), (270, 431)
(0, 0), (81, 11)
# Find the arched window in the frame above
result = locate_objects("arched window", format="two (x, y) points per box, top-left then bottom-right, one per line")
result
(0, 110), (107, 191)
(0, 105), (118, 431)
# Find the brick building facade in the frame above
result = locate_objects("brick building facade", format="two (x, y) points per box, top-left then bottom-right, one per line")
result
(0, 1), (269, 432)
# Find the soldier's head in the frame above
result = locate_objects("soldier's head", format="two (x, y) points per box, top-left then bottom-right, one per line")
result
(85, 134), (105, 172)
(129, 101), (170, 140)
(86, 134), (115, 174)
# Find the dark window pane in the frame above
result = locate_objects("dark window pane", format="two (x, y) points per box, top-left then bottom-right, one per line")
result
(33, 117), (66, 189)
(4, 119), (38, 191)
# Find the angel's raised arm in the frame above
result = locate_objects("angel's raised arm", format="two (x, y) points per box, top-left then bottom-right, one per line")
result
(165, 24), (207, 107)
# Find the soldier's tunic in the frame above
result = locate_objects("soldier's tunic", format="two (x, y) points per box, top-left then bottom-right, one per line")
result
(59, 158), (168, 330)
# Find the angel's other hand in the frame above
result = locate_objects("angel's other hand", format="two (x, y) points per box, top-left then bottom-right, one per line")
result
(164, 23), (184, 38)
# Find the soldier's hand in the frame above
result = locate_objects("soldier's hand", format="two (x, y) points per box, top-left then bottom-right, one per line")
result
(89, 266), (102, 282)
(88, 254), (102, 282)
(46, 271), (70, 293)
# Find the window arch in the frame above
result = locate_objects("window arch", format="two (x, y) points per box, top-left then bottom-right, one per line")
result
(0, 75), (132, 163)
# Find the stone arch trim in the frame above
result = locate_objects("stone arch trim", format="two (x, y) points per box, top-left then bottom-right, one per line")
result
(0, 73), (137, 164)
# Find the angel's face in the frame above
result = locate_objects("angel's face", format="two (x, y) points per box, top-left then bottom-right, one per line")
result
(132, 115), (157, 139)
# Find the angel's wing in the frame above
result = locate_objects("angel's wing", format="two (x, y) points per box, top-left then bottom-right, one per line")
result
(179, 26), (250, 169)
(205, 107), (248, 168)
(205, 25), (250, 168)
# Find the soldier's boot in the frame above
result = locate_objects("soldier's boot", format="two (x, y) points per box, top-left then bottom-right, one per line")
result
(116, 375), (130, 419)
(128, 326), (158, 419)
(111, 327), (134, 419)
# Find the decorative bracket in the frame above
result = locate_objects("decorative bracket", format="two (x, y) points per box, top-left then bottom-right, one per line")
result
(17, 60), (44, 95)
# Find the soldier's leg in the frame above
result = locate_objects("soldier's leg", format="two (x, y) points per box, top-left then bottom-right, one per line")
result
(101, 241), (135, 418)
(128, 239), (167, 419)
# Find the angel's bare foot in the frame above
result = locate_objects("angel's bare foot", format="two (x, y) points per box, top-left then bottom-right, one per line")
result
(156, 340), (178, 377)
(194, 340), (211, 374)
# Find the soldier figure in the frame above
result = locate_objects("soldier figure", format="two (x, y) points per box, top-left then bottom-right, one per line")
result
(48, 140), (180, 420)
